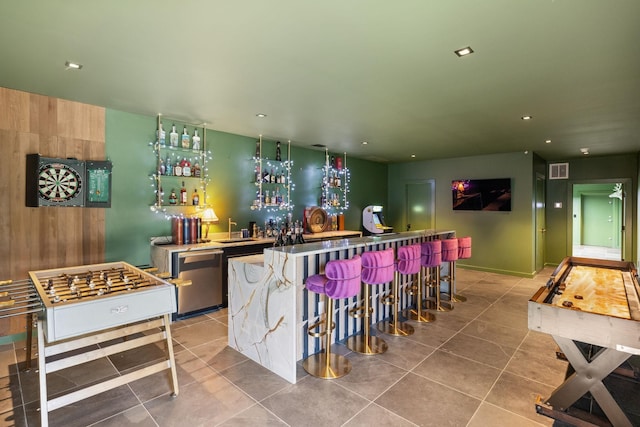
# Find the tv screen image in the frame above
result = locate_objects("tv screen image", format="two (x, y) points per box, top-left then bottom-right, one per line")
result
(452, 178), (511, 211)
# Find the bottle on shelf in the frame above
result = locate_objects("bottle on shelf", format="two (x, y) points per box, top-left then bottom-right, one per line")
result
(193, 162), (201, 178)
(276, 141), (282, 161)
(275, 187), (281, 205)
(192, 189), (199, 206)
(174, 161), (182, 177)
(169, 189), (177, 205)
(263, 168), (270, 183)
(170, 124), (179, 147)
(158, 158), (165, 176)
(255, 164), (261, 183)
(165, 155), (173, 176)
(270, 168), (275, 183)
(265, 190), (271, 205)
(180, 181), (187, 205)
(255, 140), (261, 158)
(157, 122), (166, 146)
(156, 185), (164, 206)
(181, 126), (190, 149)
(192, 129), (201, 150)
(181, 157), (191, 177)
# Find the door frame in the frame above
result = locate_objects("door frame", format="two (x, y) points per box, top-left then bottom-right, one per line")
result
(567, 178), (632, 261)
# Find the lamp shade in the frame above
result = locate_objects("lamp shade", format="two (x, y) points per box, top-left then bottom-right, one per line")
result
(202, 208), (219, 223)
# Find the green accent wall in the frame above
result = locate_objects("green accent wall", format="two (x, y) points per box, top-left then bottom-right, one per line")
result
(105, 109), (387, 265)
(545, 154), (637, 265)
(388, 152), (537, 277)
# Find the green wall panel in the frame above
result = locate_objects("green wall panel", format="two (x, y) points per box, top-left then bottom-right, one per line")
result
(388, 152), (535, 276)
(104, 109), (387, 265)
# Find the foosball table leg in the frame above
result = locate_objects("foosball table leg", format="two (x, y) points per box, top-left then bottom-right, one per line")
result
(24, 312), (37, 372)
(37, 320), (49, 427)
(163, 313), (179, 397)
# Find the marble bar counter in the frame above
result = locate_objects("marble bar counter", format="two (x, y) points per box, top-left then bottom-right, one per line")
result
(227, 229), (455, 383)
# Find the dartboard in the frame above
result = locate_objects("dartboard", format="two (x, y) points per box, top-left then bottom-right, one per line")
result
(38, 163), (82, 202)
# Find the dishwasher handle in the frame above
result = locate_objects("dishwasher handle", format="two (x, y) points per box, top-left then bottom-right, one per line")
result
(177, 249), (224, 260)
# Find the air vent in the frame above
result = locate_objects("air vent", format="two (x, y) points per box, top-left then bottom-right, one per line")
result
(549, 163), (569, 180)
(311, 144), (326, 148)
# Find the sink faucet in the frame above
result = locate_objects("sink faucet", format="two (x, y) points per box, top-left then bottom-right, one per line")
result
(228, 217), (237, 239)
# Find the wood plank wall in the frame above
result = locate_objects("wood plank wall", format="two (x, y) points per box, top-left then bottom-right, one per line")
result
(0, 87), (106, 336)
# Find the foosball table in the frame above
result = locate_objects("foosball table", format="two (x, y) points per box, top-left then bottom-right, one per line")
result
(1, 261), (185, 427)
(528, 257), (640, 427)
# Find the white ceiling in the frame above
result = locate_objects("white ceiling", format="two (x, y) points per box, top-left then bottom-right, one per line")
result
(1, 0), (639, 163)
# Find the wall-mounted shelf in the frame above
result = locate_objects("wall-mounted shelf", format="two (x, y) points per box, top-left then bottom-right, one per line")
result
(251, 136), (294, 212)
(321, 149), (349, 214)
(150, 115), (211, 217)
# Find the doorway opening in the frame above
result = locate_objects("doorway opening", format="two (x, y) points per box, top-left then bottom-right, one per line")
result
(570, 181), (627, 261)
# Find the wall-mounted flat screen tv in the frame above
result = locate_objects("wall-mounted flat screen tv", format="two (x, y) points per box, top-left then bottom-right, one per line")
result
(452, 178), (511, 211)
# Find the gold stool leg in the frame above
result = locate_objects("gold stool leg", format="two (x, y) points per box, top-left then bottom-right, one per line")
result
(449, 260), (466, 302)
(378, 271), (414, 336)
(408, 268), (436, 322)
(303, 296), (352, 379)
(347, 285), (388, 355)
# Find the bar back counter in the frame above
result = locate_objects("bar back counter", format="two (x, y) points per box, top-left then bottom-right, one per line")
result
(227, 230), (454, 383)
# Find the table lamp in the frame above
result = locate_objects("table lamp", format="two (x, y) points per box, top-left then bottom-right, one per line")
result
(201, 207), (219, 240)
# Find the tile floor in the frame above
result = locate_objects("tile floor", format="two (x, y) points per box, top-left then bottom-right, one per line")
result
(0, 268), (572, 426)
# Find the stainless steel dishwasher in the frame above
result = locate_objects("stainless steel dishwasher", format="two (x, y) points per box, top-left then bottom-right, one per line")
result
(172, 249), (223, 317)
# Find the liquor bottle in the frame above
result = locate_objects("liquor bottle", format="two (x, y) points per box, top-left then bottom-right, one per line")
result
(192, 189), (199, 206)
(280, 170), (286, 184)
(265, 190), (270, 205)
(182, 157), (191, 177)
(192, 129), (201, 150)
(255, 140), (261, 158)
(169, 189), (177, 205)
(157, 122), (166, 146)
(158, 158), (165, 176)
(180, 181), (187, 205)
(174, 161), (182, 177)
(156, 185), (164, 206)
(276, 141), (282, 161)
(335, 171), (341, 188)
(165, 155), (173, 176)
(275, 187), (281, 205)
(181, 126), (190, 149)
(169, 124), (179, 147)
(192, 162), (201, 178)
(270, 168), (275, 183)
(255, 164), (261, 183)
(263, 168), (270, 183)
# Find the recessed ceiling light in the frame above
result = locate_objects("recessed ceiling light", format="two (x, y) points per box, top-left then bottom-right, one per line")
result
(65, 61), (82, 70)
(361, 141), (368, 145)
(454, 46), (474, 57)
(580, 148), (590, 155)
(411, 154), (416, 158)
(545, 139), (552, 144)
(256, 113), (267, 118)
(521, 115), (532, 120)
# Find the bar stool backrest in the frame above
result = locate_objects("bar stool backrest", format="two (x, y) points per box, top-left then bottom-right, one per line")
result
(458, 236), (472, 259)
(324, 255), (362, 299)
(441, 238), (459, 262)
(361, 248), (395, 285)
(421, 240), (442, 268)
(397, 244), (421, 275)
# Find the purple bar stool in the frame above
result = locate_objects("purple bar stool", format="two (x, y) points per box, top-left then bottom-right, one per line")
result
(417, 240), (445, 315)
(303, 255), (362, 379)
(378, 245), (417, 336)
(453, 236), (472, 302)
(440, 238), (465, 305)
(346, 248), (394, 355)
